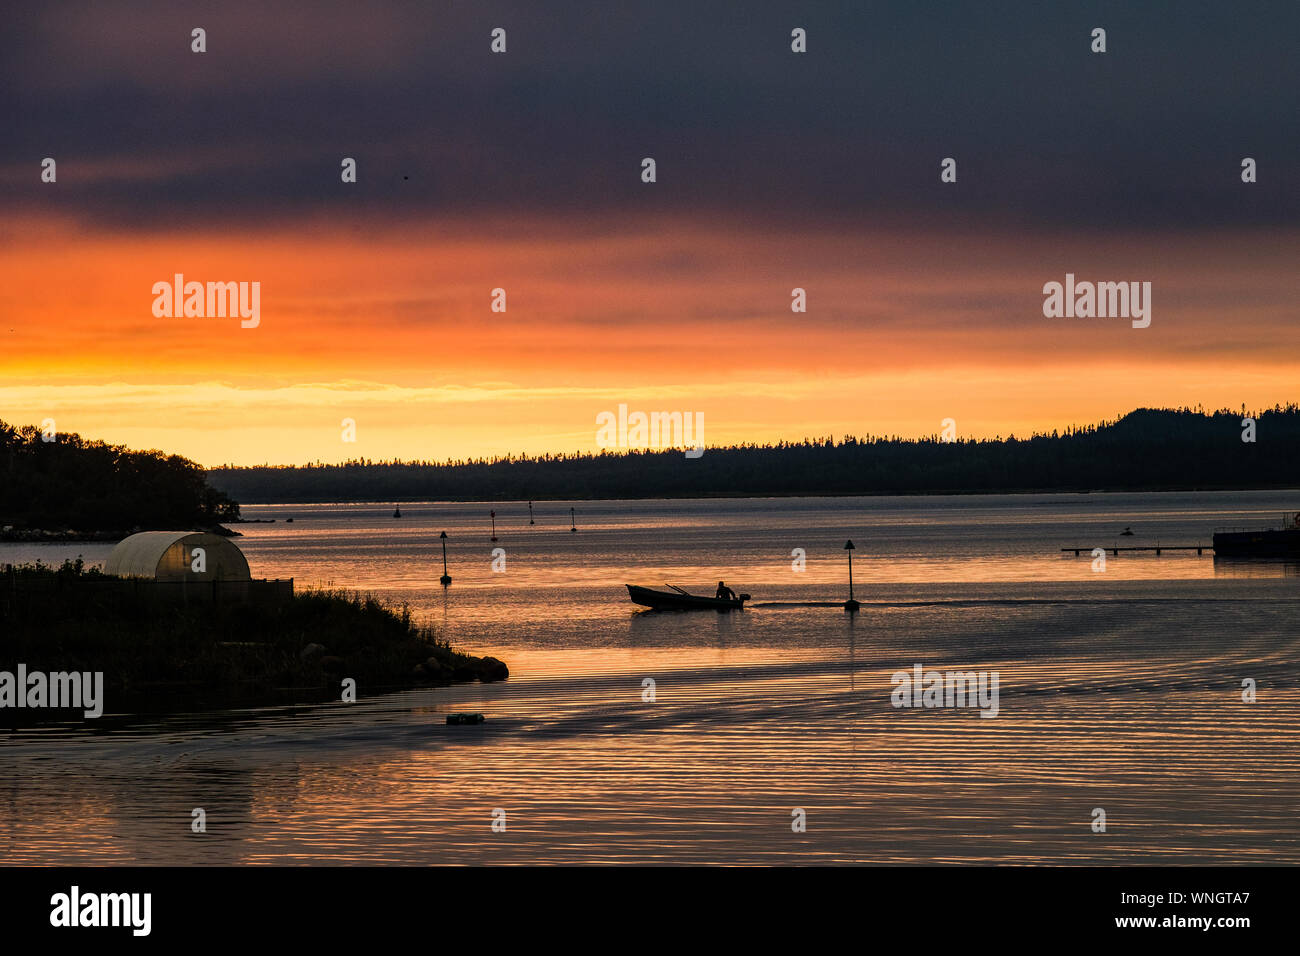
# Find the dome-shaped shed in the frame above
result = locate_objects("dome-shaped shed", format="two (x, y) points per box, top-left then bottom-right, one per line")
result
(104, 531), (251, 581)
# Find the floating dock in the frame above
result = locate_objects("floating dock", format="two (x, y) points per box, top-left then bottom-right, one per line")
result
(1061, 545), (1209, 556)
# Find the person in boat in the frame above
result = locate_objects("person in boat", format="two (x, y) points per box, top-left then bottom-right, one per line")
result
(715, 581), (737, 601)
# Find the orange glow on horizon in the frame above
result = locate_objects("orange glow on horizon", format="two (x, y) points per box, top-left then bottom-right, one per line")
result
(2, 214), (1297, 466)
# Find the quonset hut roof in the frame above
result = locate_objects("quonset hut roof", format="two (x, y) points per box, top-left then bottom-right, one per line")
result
(104, 531), (251, 581)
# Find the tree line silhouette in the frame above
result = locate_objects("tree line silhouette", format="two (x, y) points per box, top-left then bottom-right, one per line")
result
(207, 406), (1300, 503)
(0, 421), (240, 534)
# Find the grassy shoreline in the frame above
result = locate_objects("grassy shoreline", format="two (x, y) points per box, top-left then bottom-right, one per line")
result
(0, 561), (506, 723)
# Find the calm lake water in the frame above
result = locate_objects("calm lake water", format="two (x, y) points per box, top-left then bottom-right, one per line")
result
(3, 491), (1299, 864)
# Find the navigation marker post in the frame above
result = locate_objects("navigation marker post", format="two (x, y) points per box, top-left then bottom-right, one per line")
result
(439, 531), (452, 586)
(843, 539), (860, 612)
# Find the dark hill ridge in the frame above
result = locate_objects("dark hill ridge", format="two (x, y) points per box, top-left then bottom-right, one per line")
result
(206, 406), (1300, 503)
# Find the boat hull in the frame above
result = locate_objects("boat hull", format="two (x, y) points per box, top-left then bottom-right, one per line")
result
(626, 584), (745, 611)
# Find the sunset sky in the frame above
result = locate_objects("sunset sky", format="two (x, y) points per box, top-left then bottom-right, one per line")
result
(2, 1), (1296, 466)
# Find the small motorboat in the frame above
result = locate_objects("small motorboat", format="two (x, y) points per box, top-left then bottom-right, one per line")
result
(1120, 527), (1134, 536)
(626, 584), (749, 611)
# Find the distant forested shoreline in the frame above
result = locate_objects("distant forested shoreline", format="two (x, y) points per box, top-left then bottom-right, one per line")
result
(206, 407), (1300, 503)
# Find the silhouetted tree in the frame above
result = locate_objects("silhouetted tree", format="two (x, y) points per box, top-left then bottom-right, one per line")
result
(0, 421), (240, 532)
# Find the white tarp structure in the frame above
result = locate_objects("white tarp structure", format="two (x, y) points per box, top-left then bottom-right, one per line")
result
(104, 531), (251, 582)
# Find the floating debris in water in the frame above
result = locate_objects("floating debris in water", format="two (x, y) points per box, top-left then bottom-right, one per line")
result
(446, 713), (485, 725)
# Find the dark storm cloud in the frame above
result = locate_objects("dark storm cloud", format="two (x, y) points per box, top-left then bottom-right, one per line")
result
(2, 0), (1296, 230)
